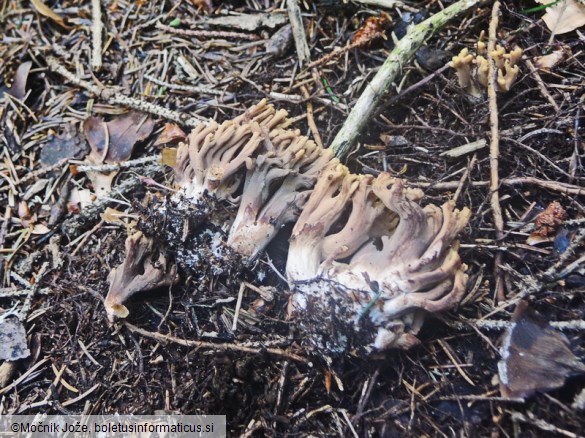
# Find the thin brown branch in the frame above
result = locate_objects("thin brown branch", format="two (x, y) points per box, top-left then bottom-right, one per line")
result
(412, 178), (585, 196)
(487, 1), (506, 302)
(525, 59), (560, 112)
(124, 322), (309, 364)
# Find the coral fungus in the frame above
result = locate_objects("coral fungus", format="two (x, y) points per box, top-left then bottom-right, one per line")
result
(105, 101), (470, 355)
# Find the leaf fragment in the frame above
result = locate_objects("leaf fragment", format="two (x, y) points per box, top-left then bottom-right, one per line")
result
(82, 112), (155, 197)
(30, 0), (67, 27)
(537, 0), (585, 34)
(154, 123), (186, 146)
(533, 48), (569, 69)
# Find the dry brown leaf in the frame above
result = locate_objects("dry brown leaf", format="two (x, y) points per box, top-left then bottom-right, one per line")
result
(84, 112), (155, 164)
(40, 124), (89, 167)
(266, 25), (293, 58)
(533, 201), (566, 235)
(68, 187), (95, 210)
(538, 0), (585, 34)
(83, 112), (155, 197)
(86, 171), (116, 198)
(526, 201), (567, 245)
(352, 15), (389, 46)
(106, 112), (155, 163)
(499, 301), (585, 399)
(30, 0), (68, 27)
(84, 116), (109, 164)
(154, 123), (186, 146)
(533, 48), (569, 69)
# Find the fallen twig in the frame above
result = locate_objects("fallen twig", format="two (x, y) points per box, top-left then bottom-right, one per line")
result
(487, 1), (506, 302)
(91, 0), (103, 71)
(453, 153), (478, 203)
(461, 318), (585, 332)
(307, 31), (385, 69)
(144, 74), (232, 97)
(438, 394), (524, 403)
(124, 322), (309, 364)
(329, 0), (483, 159)
(17, 158), (69, 186)
(352, 0), (419, 13)
(287, 0), (311, 67)
(74, 155), (161, 173)
(0, 357), (50, 395)
(538, 226), (585, 284)
(412, 177), (585, 196)
(43, 55), (207, 128)
(156, 21), (260, 41)
(61, 163), (164, 238)
(62, 383), (100, 407)
(19, 261), (49, 321)
(510, 411), (580, 438)
(525, 59), (560, 112)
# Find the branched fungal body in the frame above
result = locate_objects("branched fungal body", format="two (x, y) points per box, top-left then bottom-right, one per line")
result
(287, 168), (470, 353)
(105, 100), (471, 355)
(450, 31), (522, 96)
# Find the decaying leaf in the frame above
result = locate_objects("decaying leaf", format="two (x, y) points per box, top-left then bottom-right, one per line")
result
(415, 47), (452, 72)
(30, 0), (68, 28)
(19, 202), (36, 228)
(0, 61), (32, 100)
(154, 123), (186, 146)
(83, 171), (115, 198)
(527, 201), (567, 245)
(352, 15), (390, 46)
(84, 116), (109, 165)
(536, 0), (585, 34)
(266, 24), (293, 58)
(40, 124), (89, 167)
(533, 47), (569, 69)
(84, 112), (155, 165)
(498, 301), (585, 399)
(83, 112), (155, 197)
(18, 201), (31, 221)
(535, 201), (567, 230)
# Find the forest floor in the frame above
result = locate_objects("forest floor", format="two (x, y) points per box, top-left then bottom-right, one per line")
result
(1, 0), (585, 436)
